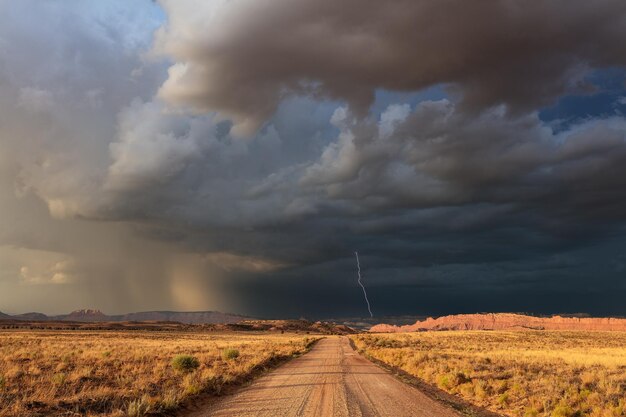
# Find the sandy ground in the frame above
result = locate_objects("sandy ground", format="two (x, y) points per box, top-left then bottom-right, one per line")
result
(193, 336), (462, 417)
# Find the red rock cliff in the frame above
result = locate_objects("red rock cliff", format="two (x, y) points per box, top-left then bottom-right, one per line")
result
(369, 313), (626, 332)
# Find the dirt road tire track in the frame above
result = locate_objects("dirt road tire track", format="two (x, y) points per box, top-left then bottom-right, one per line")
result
(189, 336), (465, 417)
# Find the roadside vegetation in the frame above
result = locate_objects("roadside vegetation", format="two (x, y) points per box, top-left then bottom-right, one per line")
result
(352, 331), (626, 417)
(0, 330), (316, 416)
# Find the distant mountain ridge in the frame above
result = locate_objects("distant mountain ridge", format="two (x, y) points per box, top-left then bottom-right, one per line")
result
(0, 309), (248, 324)
(12, 312), (50, 321)
(370, 313), (626, 332)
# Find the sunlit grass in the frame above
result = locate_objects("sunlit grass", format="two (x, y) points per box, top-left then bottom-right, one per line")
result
(352, 331), (626, 417)
(0, 330), (316, 416)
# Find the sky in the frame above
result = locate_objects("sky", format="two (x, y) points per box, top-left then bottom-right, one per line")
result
(1, 0), (626, 318)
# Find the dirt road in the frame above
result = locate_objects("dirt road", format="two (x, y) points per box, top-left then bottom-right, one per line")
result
(194, 336), (462, 417)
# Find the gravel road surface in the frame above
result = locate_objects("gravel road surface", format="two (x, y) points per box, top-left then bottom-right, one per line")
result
(193, 336), (462, 417)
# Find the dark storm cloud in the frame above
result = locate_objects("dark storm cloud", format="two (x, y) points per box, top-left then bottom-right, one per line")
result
(302, 101), (626, 227)
(89, 92), (626, 317)
(96, 98), (626, 237)
(2, 0), (626, 317)
(96, 98), (626, 272)
(156, 0), (626, 135)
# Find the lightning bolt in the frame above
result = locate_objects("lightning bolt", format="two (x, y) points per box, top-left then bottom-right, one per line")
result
(354, 251), (373, 317)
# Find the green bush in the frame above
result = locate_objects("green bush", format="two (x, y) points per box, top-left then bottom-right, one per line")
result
(171, 355), (200, 373)
(437, 374), (452, 390)
(221, 348), (240, 361)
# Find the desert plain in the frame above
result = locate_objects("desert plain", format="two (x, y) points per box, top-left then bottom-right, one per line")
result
(0, 315), (625, 417)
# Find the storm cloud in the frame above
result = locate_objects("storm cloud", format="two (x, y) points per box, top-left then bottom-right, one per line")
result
(156, 0), (626, 135)
(0, 0), (626, 318)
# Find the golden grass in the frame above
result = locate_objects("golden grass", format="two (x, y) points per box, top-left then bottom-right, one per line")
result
(352, 331), (626, 417)
(0, 330), (316, 416)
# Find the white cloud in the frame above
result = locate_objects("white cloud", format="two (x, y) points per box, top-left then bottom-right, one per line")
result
(379, 104), (411, 138)
(106, 100), (204, 192)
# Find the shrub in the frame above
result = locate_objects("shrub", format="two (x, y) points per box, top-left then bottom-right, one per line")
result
(127, 395), (151, 417)
(222, 348), (240, 361)
(0, 375), (5, 389)
(437, 374), (452, 390)
(171, 355), (200, 373)
(458, 382), (474, 397)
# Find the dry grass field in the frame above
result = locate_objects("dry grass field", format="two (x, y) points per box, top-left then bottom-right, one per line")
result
(0, 330), (316, 416)
(352, 331), (626, 417)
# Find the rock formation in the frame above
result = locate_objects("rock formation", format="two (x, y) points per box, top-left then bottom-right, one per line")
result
(369, 313), (626, 332)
